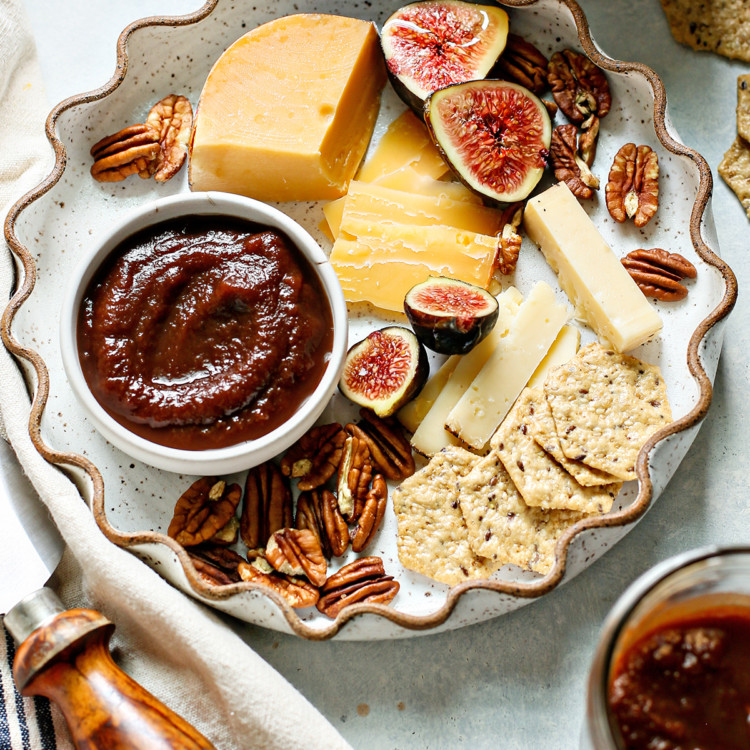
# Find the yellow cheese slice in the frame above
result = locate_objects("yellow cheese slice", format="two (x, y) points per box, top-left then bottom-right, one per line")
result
(397, 355), (461, 434)
(526, 325), (580, 389)
(189, 14), (386, 201)
(356, 110), (449, 182)
(446, 282), (569, 449)
(329, 221), (498, 313)
(374, 166), (480, 203)
(410, 288), (523, 456)
(524, 182), (662, 352)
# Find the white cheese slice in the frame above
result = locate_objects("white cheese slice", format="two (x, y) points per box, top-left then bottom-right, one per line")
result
(446, 281), (569, 449)
(527, 325), (580, 389)
(524, 182), (662, 352)
(410, 287), (523, 457)
(397, 355), (460, 434)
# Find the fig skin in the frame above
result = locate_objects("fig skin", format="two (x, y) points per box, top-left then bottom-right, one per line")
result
(339, 327), (429, 418)
(424, 79), (552, 204)
(404, 277), (499, 355)
(380, 0), (509, 113)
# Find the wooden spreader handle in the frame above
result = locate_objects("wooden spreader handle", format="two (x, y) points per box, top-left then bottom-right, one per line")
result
(12, 608), (215, 749)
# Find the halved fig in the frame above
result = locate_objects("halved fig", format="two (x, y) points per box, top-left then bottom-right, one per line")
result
(425, 80), (552, 203)
(339, 327), (428, 417)
(404, 277), (498, 354)
(381, 0), (509, 112)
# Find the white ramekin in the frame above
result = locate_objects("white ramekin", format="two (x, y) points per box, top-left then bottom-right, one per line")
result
(60, 191), (348, 475)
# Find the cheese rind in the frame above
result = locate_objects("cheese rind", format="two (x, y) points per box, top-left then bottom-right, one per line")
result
(524, 183), (662, 352)
(189, 15), (386, 201)
(446, 282), (569, 449)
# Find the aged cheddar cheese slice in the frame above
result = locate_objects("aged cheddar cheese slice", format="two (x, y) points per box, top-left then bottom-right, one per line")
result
(189, 14), (386, 201)
(356, 110), (449, 182)
(524, 183), (662, 352)
(410, 288), (523, 456)
(329, 221), (497, 312)
(446, 282), (569, 449)
(397, 355), (460, 434)
(527, 325), (580, 389)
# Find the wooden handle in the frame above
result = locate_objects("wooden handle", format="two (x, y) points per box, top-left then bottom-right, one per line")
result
(12, 608), (215, 749)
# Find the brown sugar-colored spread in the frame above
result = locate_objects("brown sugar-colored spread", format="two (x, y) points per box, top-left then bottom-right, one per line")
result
(78, 216), (333, 450)
(609, 609), (750, 750)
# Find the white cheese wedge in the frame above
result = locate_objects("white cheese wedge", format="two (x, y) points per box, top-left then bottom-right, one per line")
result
(397, 355), (460, 434)
(524, 182), (662, 352)
(446, 281), (569, 449)
(527, 325), (580, 389)
(410, 287), (523, 456)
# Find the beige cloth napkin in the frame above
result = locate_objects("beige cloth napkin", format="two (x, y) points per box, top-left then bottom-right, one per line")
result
(0, 2), (351, 748)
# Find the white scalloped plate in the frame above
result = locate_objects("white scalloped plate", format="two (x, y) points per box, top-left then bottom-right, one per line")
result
(3, 0), (736, 640)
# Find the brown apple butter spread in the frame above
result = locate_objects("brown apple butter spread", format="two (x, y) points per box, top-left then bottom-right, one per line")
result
(78, 215), (333, 450)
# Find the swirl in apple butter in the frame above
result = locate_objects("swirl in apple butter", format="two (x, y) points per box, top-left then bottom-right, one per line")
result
(77, 216), (333, 450)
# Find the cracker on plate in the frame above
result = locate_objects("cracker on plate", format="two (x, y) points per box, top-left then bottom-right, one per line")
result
(525, 387), (620, 488)
(659, 0), (750, 61)
(737, 74), (750, 142)
(494, 389), (621, 514)
(544, 343), (671, 481)
(720, 136), (750, 218)
(458, 451), (585, 575)
(392, 446), (501, 585)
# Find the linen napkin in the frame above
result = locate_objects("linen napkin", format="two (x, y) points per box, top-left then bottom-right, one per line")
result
(0, 2), (351, 748)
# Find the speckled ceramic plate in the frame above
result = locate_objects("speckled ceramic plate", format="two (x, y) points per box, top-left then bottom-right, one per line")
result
(3, 0), (737, 640)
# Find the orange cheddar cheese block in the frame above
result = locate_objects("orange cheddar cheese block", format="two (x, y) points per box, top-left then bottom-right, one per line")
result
(330, 221), (497, 312)
(189, 14), (386, 201)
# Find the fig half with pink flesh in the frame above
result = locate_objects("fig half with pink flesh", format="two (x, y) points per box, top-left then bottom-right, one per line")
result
(380, 0), (509, 112)
(404, 277), (498, 354)
(339, 327), (429, 417)
(425, 80), (552, 203)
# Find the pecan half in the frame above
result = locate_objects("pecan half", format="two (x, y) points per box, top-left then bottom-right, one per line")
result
(606, 143), (659, 227)
(495, 202), (524, 275)
(144, 94), (193, 182)
(351, 475), (388, 553)
(188, 546), (244, 586)
(337, 435), (373, 521)
(316, 557), (399, 619)
(346, 410), (415, 482)
(550, 124), (599, 199)
(266, 528), (327, 586)
(90, 123), (159, 182)
(296, 489), (349, 558)
(547, 49), (611, 128)
(237, 560), (319, 609)
(493, 34), (548, 94)
(168, 477), (242, 547)
(280, 423), (347, 491)
(621, 248), (697, 301)
(241, 461), (293, 550)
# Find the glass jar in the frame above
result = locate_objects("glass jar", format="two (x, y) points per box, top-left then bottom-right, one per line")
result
(582, 546), (750, 749)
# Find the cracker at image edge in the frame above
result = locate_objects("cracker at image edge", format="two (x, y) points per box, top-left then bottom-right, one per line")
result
(495, 389), (621, 515)
(392, 446), (501, 585)
(737, 74), (750, 143)
(719, 136), (750, 218)
(458, 451), (585, 575)
(659, 0), (750, 62)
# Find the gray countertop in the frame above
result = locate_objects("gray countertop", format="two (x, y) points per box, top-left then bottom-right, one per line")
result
(22, 1), (749, 747)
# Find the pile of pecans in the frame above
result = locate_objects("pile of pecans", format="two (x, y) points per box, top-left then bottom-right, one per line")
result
(167, 410), (413, 618)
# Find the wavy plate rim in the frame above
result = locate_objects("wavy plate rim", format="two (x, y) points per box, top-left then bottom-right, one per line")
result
(2, 0), (738, 640)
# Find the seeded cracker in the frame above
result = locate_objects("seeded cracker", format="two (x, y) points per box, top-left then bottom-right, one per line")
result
(392, 446), (501, 584)
(720, 137), (750, 219)
(458, 451), (585, 575)
(525, 387), (619, 487)
(544, 343), (671, 481)
(659, 0), (750, 62)
(737, 74), (750, 143)
(493, 389), (621, 514)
